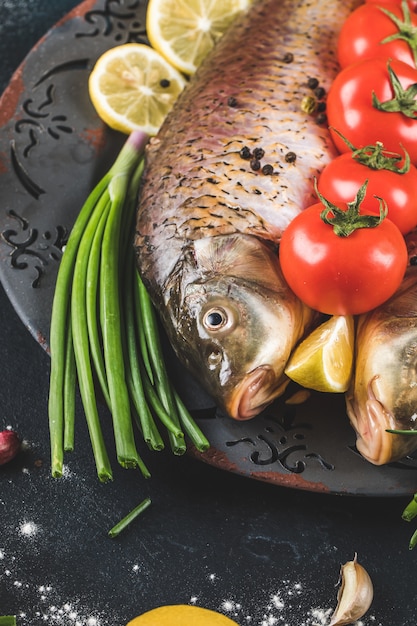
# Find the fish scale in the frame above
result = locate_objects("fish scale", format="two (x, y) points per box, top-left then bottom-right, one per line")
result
(135, 0), (361, 420)
(137, 0), (360, 288)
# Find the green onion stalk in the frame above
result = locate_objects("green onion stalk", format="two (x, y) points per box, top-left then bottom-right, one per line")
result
(402, 493), (417, 550)
(108, 496), (152, 538)
(48, 130), (209, 482)
(386, 428), (417, 549)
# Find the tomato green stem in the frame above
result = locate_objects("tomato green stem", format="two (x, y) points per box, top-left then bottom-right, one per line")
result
(372, 62), (417, 119)
(330, 128), (410, 173)
(317, 180), (387, 237)
(379, 0), (417, 68)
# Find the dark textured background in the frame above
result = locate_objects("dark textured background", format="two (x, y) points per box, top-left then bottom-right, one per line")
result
(0, 2), (416, 625)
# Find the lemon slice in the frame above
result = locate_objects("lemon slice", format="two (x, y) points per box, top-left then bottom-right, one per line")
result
(284, 315), (355, 394)
(146, 0), (252, 75)
(127, 605), (239, 626)
(88, 43), (187, 135)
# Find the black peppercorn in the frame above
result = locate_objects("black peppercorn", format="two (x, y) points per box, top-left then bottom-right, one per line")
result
(240, 146), (251, 159)
(227, 96), (238, 107)
(285, 151), (297, 163)
(307, 77), (319, 90)
(250, 158), (261, 171)
(262, 164), (274, 175)
(314, 86), (326, 99)
(253, 147), (265, 160)
(160, 78), (171, 88)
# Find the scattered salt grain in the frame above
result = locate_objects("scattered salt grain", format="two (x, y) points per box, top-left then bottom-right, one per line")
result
(19, 521), (38, 537)
(271, 594), (285, 610)
(61, 464), (74, 479)
(309, 607), (333, 625)
(221, 599), (241, 614)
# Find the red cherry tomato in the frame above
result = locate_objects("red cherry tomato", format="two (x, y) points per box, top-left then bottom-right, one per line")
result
(327, 58), (417, 164)
(338, 3), (417, 69)
(317, 149), (417, 235)
(279, 200), (408, 316)
(366, 0), (417, 9)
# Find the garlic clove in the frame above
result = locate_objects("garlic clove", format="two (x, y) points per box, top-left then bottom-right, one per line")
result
(329, 554), (373, 626)
(0, 429), (21, 466)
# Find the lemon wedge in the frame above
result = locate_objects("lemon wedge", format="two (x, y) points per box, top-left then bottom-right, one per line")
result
(285, 315), (355, 394)
(127, 605), (239, 626)
(88, 43), (187, 135)
(146, 0), (252, 75)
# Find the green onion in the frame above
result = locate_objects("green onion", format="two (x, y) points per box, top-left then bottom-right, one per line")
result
(0, 618), (17, 626)
(136, 274), (186, 455)
(401, 493), (417, 549)
(71, 193), (113, 481)
(402, 494), (417, 522)
(100, 170), (142, 471)
(85, 204), (112, 409)
(48, 129), (210, 485)
(174, 390), (210, 452)
(49, 174), (111, 477)
(386, 429), (417, 435)
(63, 319), (76, 452)
(108, 497), (152, 538)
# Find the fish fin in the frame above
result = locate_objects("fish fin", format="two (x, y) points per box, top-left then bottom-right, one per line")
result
(192, 234), (283, 291)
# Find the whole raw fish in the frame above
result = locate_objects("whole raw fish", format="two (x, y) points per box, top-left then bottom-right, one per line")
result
(135, 0), (360, 419)
(346, 267), (417, 465)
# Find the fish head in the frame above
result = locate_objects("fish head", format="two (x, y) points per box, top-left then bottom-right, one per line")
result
(346, 272), (417, 465)
(164, 234), (313, 420)
(346, 368), (417, 466)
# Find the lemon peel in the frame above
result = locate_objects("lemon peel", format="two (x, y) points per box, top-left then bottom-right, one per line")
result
(285, 315), (355, 393)
(88, 43), (187, 135)
(126, 604), (239, 626)
(146, 0), (252, 74)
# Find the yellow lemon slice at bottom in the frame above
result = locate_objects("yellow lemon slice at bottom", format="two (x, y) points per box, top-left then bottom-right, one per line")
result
(146, 0), (252, 75)
(88, 43), (187, 135)
(284, 315), (355, 394)
(127, 605), (239, 625)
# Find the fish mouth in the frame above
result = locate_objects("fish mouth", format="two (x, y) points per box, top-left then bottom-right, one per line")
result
(346, 376), (396, 465)
(227, 366), (286, 421)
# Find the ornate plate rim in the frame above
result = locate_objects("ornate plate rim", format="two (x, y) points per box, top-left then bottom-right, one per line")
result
(0, 0), (416, 497)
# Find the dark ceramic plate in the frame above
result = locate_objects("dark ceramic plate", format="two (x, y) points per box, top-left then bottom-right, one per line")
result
(0, 0), (416, 496)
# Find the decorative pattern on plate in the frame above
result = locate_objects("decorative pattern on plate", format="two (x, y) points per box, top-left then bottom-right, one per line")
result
(79, 0), (147, 43)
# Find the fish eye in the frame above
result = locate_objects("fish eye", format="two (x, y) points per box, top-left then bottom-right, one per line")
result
(203, 308), (228, 331)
